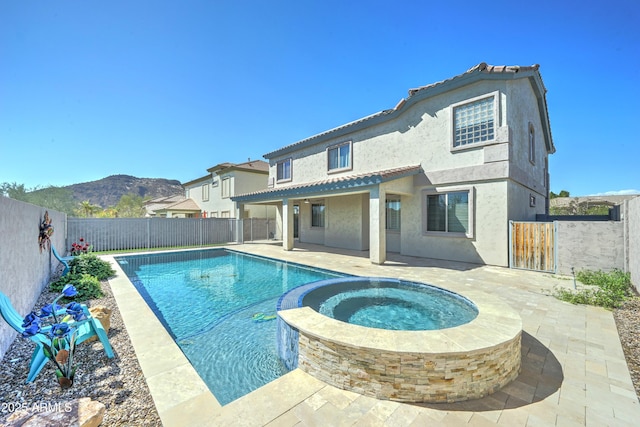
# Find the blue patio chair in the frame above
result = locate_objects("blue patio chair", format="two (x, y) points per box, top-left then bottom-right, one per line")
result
(51, 245), (72, 276)
(0, 291), (114, 383)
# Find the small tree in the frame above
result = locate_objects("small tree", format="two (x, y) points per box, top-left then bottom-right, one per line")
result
(115, 193), (147, 218)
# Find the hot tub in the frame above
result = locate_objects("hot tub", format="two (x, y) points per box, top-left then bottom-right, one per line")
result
(276, 277), (522, 403)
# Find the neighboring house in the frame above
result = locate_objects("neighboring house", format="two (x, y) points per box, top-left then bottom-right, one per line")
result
(153, 198), (202, 218)
(144, 194), (188, 217)
(233, 63), (555, 266)
(183, 160), (276, 219)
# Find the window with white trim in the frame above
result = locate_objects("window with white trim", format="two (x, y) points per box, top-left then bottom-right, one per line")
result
(385, 197), (401, 231)
(277, 158), (292, 182)
(424, 190), (472, 236)
(529, 123), (536, 164)
(453, 95), (495, 147)
(311, 203), (325, 227)
(221, 177), (230, 198)
(327, 141), (352, 172)
(202, 183), (209, 201)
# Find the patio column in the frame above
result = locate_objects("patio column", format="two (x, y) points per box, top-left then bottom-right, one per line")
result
(235, 203), (244, 244)
(282, 198), (294, 251)
(369, 187), (386, 264)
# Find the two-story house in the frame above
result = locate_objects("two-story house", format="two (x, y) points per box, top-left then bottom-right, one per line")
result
(183, 160), (276, 220)
(232, 63), (555, 266)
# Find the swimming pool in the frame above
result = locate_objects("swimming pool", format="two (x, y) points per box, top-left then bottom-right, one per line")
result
(115, 248), (344, 405)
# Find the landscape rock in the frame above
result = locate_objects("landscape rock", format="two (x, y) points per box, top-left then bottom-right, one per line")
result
(86, 306), (112, 343)
(5, 397), (105, 427)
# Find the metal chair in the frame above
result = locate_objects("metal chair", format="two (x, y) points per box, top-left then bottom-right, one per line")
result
(0, 291), (114, 382)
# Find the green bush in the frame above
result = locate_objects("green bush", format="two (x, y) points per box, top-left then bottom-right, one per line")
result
(68, 253), (115, 280)
(50, 273), (103, 302)
(554, 269), (632, 309)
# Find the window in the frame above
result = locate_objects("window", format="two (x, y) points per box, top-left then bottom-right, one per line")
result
(529, 123), (536, 164)
(311, 203), (325, 227)
(277, 158), (292, 182)
(453, 95), (495, 147)
(385, 197), (401, 231)
(220, 210), (230, 218)
(327, 141), (352, 172)
(221, 177), (230, 198)
(425, 190), (471, 235)
(202, 183), (209, 201)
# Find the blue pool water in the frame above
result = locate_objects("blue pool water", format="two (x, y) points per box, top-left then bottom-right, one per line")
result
(115, 249), (344, 405)
(307, 278), (478, 330)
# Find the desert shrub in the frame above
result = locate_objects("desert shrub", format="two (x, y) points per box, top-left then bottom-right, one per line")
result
(554, 269), (633, 309)
(68, 253), (115, 280)
(50, 273), (103, 302)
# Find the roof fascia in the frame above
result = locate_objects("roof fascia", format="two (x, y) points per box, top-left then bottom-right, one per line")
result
(232, 167), (420, 203)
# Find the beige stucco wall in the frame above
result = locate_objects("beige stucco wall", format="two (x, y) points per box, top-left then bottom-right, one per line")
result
(400, 181), (508, 266)
(265, 76), (551, 266)
(186, 171), (275, 219)
(0, 197), (67, 360)
(323, 194), (368, 251)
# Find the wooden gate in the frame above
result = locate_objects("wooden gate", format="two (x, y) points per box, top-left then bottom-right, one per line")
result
(509, 221), (557, 273)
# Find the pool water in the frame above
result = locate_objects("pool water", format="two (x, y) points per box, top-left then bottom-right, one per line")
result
(317, 284), (477, 330)
(115, 249), (343, 405)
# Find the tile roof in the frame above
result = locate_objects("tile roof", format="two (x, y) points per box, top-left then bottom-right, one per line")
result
(206, 160), (269, 174)
(158, 198), (201, 211)
(232, 165), (422, 202)
(407, 63), (541, 97)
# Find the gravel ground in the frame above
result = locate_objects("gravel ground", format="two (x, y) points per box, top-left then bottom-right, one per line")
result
(1, 282), (639, 426)
(613, 297), (640, 398)
(0, 279), (161, 426)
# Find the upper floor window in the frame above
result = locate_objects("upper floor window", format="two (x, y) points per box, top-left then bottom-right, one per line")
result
(277, 158), (292, 182)
(327, 141), (352, 172)
(311, 203), (325, 227)
(453, 95), (496, 148)
(529, 123), (536, 164)
(385, 197), (401, 231)
(202, 183), (210, 201)
(424, 189), (472, 237)
(221, 177), (231, 198)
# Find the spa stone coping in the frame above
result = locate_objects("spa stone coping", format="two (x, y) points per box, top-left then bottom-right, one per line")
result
(277, 289), (522, 355)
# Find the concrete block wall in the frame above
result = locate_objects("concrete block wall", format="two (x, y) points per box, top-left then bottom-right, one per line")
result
(626, 197), (640, 293)
(0, 197), (67, 360)
(555, 221), (625, 276)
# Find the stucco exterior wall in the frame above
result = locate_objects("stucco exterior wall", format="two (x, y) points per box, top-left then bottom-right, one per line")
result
(0, 197), (66, 360)
(297, 202), (325, 245)
(625, 197), (640, 292)
(261, 72), (553, 267)
(269, 81), (514, 186)
(324, 194), (368, 251)
(400, 181), (509, 266)
(187, 171), (275, 219)
(555, 221), (625, 276)
(506, 80), (549, 197)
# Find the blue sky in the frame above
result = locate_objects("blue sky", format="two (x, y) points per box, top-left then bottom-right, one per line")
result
(1, 0), (638, 197)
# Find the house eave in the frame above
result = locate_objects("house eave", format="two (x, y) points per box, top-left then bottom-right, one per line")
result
(232, 165), (422, 204)
(263, 63), (552, 159)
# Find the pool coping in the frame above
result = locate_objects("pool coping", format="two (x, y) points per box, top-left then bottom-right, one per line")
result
(278, 288), (522, 355)
(104, 248), (343, 426)
(105, 253), (223, 425)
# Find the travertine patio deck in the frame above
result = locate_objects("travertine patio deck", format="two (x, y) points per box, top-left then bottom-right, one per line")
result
(105, 242), (640, 426)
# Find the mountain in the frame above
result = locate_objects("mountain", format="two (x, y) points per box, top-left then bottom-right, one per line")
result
(65, 175), (184, 208)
